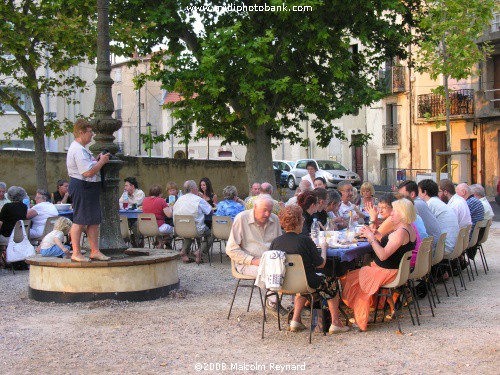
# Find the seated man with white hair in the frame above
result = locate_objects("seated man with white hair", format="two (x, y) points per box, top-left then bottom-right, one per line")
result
(173, 180), (214, 264)
(244, 182), (282, 214)
(286, 179), (313, 206)
(226, 194), (285, 316)
(470, 184), (494, 221)
(456, 183), (484, 234)
(27, 189), (59, 239)
(0, 182), (10, 209)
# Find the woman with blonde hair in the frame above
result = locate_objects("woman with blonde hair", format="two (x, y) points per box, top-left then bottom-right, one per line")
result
(341, 198), (416, 331)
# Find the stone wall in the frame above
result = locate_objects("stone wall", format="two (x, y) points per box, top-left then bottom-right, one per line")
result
(0, 150), (249, 198)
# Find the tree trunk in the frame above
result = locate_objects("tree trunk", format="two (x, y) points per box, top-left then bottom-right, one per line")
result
(244, 124), (278, 198)
(443, 73), (452, 175)
(33, 101), (48, 191)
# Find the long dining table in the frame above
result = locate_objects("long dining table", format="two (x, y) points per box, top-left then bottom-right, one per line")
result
(58, 209), (143, 220)
(326, 241), (374, 278)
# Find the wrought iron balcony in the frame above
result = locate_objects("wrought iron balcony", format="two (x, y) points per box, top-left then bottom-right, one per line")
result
(378, 66), (406, 95)
(417, 89), (474, 118)
(382, 124), (399, 147)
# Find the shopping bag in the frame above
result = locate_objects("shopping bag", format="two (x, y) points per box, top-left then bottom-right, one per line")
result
(6, 220), (35, 263)
(311, 300), (331, 333)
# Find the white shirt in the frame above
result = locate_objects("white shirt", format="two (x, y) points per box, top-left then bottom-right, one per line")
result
(29, 202), (59, 239)
(285, 196), (298, 207)
(301, 173), (316, 187)
(119, 189), (145, 208)
(426, 197), (460, 254)
(448, 194), (472, 229)
(40, 230), (65, 250)
(173, 193), (212, 234)
(66, 141), (100, 182)
(479, 197), (494, 221)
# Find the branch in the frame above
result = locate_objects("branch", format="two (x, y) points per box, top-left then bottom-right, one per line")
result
(0, 87), (35, 132)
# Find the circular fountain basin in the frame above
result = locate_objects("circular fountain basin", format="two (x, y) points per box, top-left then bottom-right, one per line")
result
(26, 250), (179, 303)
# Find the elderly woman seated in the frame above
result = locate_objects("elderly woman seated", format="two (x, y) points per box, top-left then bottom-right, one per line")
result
(142, 184), (174, 249)
(0, 186), (28, 246)
(270, 205), (349, 334)
(214, 185), (244, 220)
(341, 198), (417, 331)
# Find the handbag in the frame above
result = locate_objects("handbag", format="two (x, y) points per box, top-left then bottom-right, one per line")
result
(6, 220), (36, 263)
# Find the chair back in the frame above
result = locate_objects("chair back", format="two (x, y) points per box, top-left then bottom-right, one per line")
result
(174, 215), (199, 239)
(13, 220), (32, 243)
(468, 220), (487, 248)
(212, 216), (233, 241)
(230, 259), (255, 280)
(119, 215), (131, 241)
(478, 219), (492, 245)
(432, 232), (447, 266)
(280, 254), (315, 295)
(137, 213), (160, 237)
(462, 224), (472, 252)
(381, 251), (412, 289)
(409, 237), (433, 280)
(445, 227), (467, 260)
(41, 216), (59, 239)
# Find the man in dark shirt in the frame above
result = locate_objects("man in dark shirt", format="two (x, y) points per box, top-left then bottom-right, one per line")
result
(53, 179), (72, 204)
(0, 186), (28, 244)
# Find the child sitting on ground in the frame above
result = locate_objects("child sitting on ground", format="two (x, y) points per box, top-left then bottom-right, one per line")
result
(37, 217), (72, 258)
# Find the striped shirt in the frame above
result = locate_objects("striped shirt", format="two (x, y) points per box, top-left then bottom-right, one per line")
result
(466, 195), (485, 231)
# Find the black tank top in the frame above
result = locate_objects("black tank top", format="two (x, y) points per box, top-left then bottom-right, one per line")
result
(374, 228), (416, 270)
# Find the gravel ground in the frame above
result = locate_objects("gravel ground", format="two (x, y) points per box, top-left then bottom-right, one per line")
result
(1, 225), (499, 375)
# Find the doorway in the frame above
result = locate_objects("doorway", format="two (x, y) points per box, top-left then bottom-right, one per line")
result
(431, 131), (447, 173)
(380, 153), (396, 186)
(351, 135), (364, 181)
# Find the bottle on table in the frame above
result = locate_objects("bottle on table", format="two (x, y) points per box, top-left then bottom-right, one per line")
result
(311, 217), (320, 246)
(122, 190), (129, 209)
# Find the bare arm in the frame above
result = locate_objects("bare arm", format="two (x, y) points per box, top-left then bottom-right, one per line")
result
(163, 205), (173, 218)
(81, 153), (110, 178)
(54, 237), (70, 254)
(361, 226), (406, 261)
(26, 208), (38, 219)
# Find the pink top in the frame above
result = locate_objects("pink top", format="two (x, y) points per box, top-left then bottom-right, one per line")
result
(410, 222), (422, 269)
(142, 196), (167, 227)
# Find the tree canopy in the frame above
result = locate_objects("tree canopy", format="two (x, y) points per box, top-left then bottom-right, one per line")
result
(114, 0), (422, 186)
(0, 0), (96, 189)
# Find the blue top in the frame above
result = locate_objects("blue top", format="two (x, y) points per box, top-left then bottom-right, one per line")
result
(414, 214), (429, 240)
(214, 199), (244, 219)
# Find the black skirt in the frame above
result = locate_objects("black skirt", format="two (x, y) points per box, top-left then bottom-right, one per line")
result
(69, 177), (102, 225)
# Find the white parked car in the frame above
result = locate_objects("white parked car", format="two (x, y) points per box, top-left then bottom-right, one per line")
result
(287, 159), (361, 190)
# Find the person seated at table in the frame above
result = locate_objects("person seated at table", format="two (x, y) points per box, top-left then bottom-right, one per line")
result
(313, 177), (327, 190)
(53, 179), (72, 204)
(0, 182), (11, 209)
(119, 177), (145, 209)
(351, 187), (359, 205)
(270, 205), (349, 334)
(365, 193), (397, 235)
(198, 177), (218, 208)
(341, 198), (416, 331)
(312, 188), (329, 228)
(214, 185), (244, 220)
(26, 189), (59, 239)
(337, 181), (365, 223)
(357, 182), (377, 224)
(0, 186), (28, 246)
(326, 190), (346, 229)
(286, 179), (313, 207)
(142, 184), (174, 248)
(246, 182), (283, 214)
(297, 190), (319, 236)
(173, 180), (214, 264)
(38, 217), (72, 258)
(165, 181), (180, 205)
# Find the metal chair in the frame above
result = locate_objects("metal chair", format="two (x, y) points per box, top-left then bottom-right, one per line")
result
(408, 237), (434, 322)
(465, 220), (488, 278)
(137, 213), (170, 248)
(261, 254), (318, 344)
(373, 251), (415, 334)
(29, 216), (59, 245)
(227, 259), (264, 320)
(430, 232), (447, 302)
(119, 215), (131, 246)
(210, 216), (233, 263)
(173, 215), (208, 265)
(476, 219), (492, 274)
(442, 227), (468, 297)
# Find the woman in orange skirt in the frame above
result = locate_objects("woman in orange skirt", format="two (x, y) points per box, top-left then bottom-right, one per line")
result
(341, 198), (416, 331)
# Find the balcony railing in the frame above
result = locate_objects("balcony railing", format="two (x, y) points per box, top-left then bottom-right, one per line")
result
(382, 124), (399, 147)
(378, 66), (406, 95)
(417, 89), (474, 118)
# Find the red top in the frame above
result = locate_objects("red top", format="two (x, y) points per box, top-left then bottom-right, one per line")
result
(497, 180), (500, 195)
(142, 196), (167, 227)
